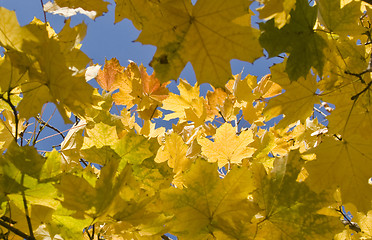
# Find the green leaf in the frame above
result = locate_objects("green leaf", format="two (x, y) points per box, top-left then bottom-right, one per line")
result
(317, 0), (364, 37)
(252, 151), (343, 239)
(259, 0), (327, 80)
(4, 142), (45, 179)
(40, 149), (64, 181)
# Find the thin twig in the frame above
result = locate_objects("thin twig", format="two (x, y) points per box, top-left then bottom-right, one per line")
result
(351, 80), (372, 100)
(80, 158), (89, 167)
(21, 174), (34, 238)
(85, 226), (93, 240)
(92, 224), (95, 240)
(1, 95), (19, 141)
(161, 235), (171, 240)
(149, 105), (158, 119)
(218, 110), (226, 123)
(336, 206), (361, 233)
(0, 219), (35, 240)
(39, 0), (47, 23)
(35, 115), (65, 139)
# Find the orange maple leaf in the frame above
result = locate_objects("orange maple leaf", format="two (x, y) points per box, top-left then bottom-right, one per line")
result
(96, 58), (124, 92)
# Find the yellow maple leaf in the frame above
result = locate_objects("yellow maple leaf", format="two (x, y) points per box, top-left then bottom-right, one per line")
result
(257, 0), (296, 28)
(264, 62), (320, 128)
(155, 132), (193, 188)
(305, 135), (372, 212)
(96, 58), (125, 92)
(136, 0), (262, 87)
(205, 87), (228, 120)
(114, 0), (159, 28)
(0, 110), (25, 153)
(160, 160), (259, 239)
(253, 73), (282, 99)
(355, 210), (372, 238)
(113, 62), (169, 120)
(3, 18), (97, 122)
(0, 7), (38, 51)
(162, 79), (206, 124)
(198, 123), (255, 168)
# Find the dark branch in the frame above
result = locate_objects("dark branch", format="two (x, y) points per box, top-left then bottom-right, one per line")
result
(351, 80), (372, 100)
(336, 206), (361, 233)
(0, 219), (35, 240)
(35, 115), (65, 139)
(1, 95), (19, 141)
(161, 234), (171, 240)
(21, 174), (34, 238)
(39, 0), (47, 23)
(218, 110), (227, 123)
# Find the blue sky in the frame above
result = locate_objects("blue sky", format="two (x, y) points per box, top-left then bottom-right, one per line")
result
(0, 0), (281, 151)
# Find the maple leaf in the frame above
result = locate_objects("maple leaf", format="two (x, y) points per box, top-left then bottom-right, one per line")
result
(161, 160), (259, 239)
(253, 74), (282, 100)
(0, 110), (25, 153)
(155, 132), (193, 188)
(317, 0), (364, 37)
(114, 0), (159, 28)
(0, 7), (38, 51)
(139, 65), (169, 103)
(233, 74), (267, 125)
(96, 58), (125, 92)
(263, 62), (320, 128)
(259, 0), (327, 80)
(0, 54), (28, 95)
(162, 79), (206, 125)
(257, 0), (296, 28)
(136, 0), (262, 87)
(2, 18), (97, 123)
(112, 62), (138, 107)
(252, 151), (343, 239)
(81, 122), (154, 170)
(4, 142), (46, 179)
(305, 135), (372, 212)
(354, 210), (372, 238)
(198, 123), (255, 168)
(323, 77), (372, 139)
(205, 87), (228, 120)
(112, 62), (169, 120)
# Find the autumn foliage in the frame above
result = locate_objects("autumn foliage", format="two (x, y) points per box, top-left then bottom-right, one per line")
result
(1, 0), (372, 239)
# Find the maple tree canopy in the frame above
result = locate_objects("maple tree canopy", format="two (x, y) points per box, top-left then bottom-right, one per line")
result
(1, 0), (372, 239)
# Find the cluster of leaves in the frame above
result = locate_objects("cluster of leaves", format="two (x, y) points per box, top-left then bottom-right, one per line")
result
(1, 0), (372, 239)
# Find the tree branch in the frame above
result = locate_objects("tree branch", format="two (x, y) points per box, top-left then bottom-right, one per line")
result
(0, 219), (35, 240)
